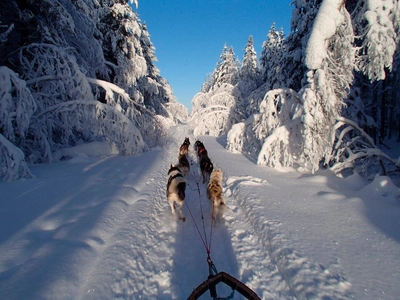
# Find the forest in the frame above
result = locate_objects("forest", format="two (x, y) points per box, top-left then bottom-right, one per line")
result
(0, 0), (399, 182)
(190, 0), (399, 179)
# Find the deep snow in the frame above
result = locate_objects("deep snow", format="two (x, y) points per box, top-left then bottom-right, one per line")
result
(0, 125), (399, 299)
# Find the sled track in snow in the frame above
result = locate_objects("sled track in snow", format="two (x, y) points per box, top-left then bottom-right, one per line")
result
(80, 128), (351, 299)
(226, 176), (353, 300)
(79, 147), (183, 299)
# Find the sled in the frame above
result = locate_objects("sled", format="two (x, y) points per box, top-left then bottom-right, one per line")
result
(187, 271), (261, 300)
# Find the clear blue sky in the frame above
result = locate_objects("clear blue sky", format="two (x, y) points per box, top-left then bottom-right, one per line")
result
(132, 1), (293, 111)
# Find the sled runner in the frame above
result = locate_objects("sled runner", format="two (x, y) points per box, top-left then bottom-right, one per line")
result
(187, 271), (261, 300)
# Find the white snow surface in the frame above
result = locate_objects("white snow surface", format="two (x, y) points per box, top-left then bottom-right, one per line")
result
(305, 0), (345, 70)
(0, 125), (400, 299)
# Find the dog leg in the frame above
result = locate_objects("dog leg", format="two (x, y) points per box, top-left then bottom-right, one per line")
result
(202, 171), (207, 184)
(175, 199), (186, 222)
(212, 202), (218, 221)
(217, 202), (227, 221)
(167, 196), (176, 215)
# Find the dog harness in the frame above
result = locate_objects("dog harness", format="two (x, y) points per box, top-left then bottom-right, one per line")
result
(198, 147), (207, 155)
(167, 172), (183, 185)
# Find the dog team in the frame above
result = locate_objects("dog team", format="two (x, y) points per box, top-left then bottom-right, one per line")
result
(166, 137), (227, 222)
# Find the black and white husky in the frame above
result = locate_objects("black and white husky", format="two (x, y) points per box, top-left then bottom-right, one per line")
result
(166, 164), (186, 222)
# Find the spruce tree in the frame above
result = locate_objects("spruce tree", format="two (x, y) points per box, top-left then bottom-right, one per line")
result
(260, 24), (285, 90)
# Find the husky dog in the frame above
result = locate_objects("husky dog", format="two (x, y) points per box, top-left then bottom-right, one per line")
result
(206, 169), (227, 221)
(194, 140), (213, 183)
(194, 140), (207, 159)
(167, 164), (186, 222)
(178, 138), (191, 176)
(178, 154), (190, 176)
(179, 137), (190, 157)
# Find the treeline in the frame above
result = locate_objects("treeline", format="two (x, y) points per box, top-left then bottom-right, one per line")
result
(190, 0), (399, 179)
(0, 0), (187, 181)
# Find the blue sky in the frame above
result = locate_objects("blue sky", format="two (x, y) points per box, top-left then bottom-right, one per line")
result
(133, 1), (293, 111)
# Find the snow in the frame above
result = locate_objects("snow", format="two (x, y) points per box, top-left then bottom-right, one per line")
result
(0, 124), (400, 299)
(305, 0), (345, 70)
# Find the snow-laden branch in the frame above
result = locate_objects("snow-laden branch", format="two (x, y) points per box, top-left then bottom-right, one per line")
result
(190, 87), (239, 136)
(305, 0), (345, 69)
(190, 105), (230, 121)
(336, 116), (376, 147)
(87, 77), (130, 101)
(32, 99), (148, 157)
(130, 0), (138, 9)
(0, 133), (33, 181)
(0, 66), (37, 144)
(0, 23), (14, 43)
(357, 0), (397, 81)
(267, 87), (303, 105)
(257, 117), (303, 168)
(227, 87), (305, 167)
(328, 117), (399, 175)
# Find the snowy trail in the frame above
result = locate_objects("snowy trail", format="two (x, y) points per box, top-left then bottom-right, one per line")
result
(1, 125), (399, 299)
(77, 125), (294, 299)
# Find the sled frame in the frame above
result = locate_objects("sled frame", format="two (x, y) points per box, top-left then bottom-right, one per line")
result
(187, 271), (261, 300)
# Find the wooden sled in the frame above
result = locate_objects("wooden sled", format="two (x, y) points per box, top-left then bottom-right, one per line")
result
(187, 271), (261, 300)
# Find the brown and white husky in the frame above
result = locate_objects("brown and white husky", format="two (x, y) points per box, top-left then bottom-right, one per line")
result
(178, 137), (190, 176)
(167, 164), (186, 222)
(206, 168), (227, 221)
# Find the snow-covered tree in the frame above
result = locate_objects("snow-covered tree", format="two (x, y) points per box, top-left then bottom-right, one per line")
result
(235, 35), (262, 112)
(0, 67), (36, 181)
(190, 84), (242, 136)
(203, 44), (240, 93)
(227, 88), (304, 168)
(282, 0), (322, 92)
(355, 0), (397, 81)
(0, 0), (186, 180)
(302, 0), (355, 172)
(260, 24), (285, 90)
(327, 117), (399, 178)
(240, 36), (260, 82)
(351, 0), (400, 142)
(190, 44), (243, 136)
(322, 0), (400, 177)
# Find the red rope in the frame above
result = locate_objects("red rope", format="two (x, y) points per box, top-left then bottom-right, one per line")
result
(185, 200), (210, 253)
(185, 161), (214, 256)
(209, 203), (215, 251)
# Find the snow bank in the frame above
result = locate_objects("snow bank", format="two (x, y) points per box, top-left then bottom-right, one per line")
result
(52, 142), (120, 161)
(360, 175), (400, 203)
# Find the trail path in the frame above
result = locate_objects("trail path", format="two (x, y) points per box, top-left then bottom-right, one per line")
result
(1, 125), (399, 299)
(81, 125), (293, 299)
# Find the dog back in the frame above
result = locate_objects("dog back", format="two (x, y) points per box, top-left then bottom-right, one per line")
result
(200, 156), (213, 173)
(167, 167), (185, 194)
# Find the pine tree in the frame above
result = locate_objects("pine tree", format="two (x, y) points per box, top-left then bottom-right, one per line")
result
(282, 0), (322, 92)
(260, 24), (285, 90)
(236, 35), (261, 113)
(354, 0), (399, 142)
(190, 44), (243, 136)
(240, 36), (260, 82)
(213, 44), (240, 89)
(301, 0), (355, 172)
